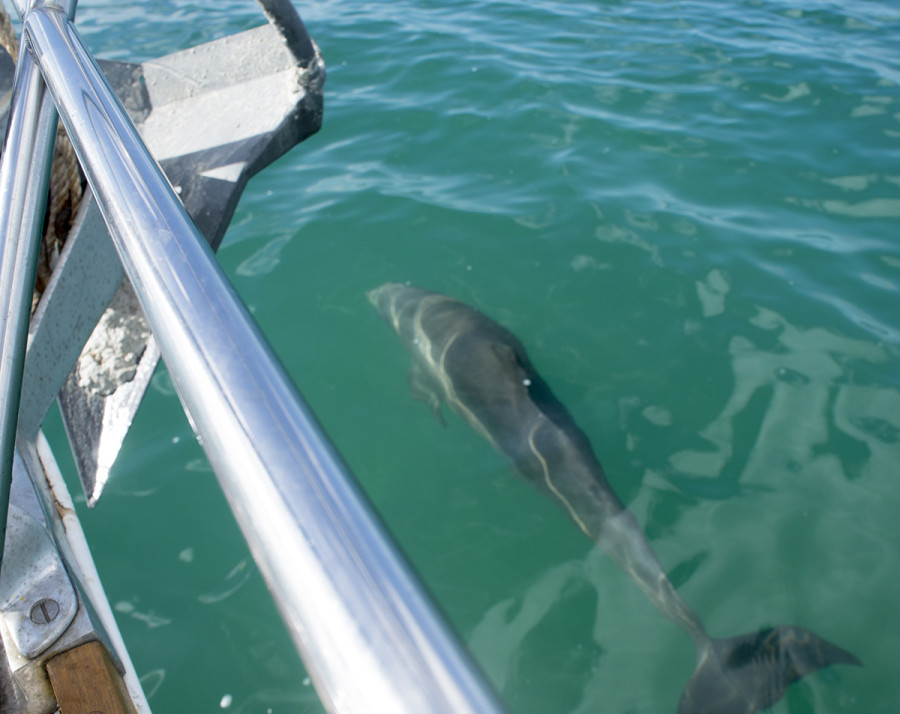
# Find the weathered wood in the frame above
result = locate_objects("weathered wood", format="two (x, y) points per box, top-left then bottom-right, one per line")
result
(46, 641), (136, 714)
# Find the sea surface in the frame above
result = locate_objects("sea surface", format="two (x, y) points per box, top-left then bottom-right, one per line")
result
(37, 0), (899, 712)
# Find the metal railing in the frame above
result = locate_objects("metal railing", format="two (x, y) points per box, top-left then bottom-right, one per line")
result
(0, 0), (68, 561)
(0, 2), (507, 712)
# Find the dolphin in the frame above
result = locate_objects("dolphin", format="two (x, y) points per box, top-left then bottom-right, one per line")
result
(367, 282), (860, 714)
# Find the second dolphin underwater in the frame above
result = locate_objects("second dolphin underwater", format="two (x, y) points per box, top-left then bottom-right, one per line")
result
(368, 282), (860, 714)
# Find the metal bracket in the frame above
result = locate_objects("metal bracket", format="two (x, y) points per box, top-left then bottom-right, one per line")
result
(0, 503), (77, 659)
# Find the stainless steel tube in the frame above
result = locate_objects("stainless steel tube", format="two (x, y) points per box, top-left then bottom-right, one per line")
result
(255, 0), (317, 64)
(0, 40), (61, 564)
(24, 6), (506, 714)
(10, 0), (29, 19)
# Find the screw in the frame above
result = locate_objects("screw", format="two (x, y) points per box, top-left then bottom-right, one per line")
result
(29, 599), (60, 625)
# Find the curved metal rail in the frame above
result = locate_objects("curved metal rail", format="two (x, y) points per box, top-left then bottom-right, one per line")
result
(0, 1), (508, 713)
(0, 2), (67, 565)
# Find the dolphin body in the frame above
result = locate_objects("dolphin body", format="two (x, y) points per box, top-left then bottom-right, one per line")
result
(367, 282), (860, 714)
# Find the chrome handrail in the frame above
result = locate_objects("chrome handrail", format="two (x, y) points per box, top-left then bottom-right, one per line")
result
(7, 2), (507, 713)
(0, 0), (74, 562)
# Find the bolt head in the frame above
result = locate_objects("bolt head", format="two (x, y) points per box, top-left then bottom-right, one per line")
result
(29, 599), (60, 625)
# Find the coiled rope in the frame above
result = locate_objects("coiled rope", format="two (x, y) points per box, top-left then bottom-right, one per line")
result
(0, 5), (84, 313)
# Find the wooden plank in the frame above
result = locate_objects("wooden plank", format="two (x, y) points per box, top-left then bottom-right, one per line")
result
(46, 640), (136, 714)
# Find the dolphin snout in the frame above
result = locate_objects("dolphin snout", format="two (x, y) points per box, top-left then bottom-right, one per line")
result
(367, 282), (403, 309)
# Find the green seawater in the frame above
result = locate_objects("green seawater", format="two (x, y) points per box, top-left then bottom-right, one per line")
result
(39, 0), (899, 712)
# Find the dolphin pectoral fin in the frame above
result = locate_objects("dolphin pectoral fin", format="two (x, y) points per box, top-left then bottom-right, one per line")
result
(679, 626), (860, 714)
(429, 399), (447, 427)
(408, 361), (446, 426)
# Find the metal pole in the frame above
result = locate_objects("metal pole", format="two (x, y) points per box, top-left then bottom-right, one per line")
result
(9, 0), (29, 19)
(255, 0), (317, 64)
(0, 25), (63, 565)
(24, 6), (506, 714)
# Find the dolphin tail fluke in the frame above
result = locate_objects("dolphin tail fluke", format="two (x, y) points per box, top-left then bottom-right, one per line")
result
(679, 626), (860, 714)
